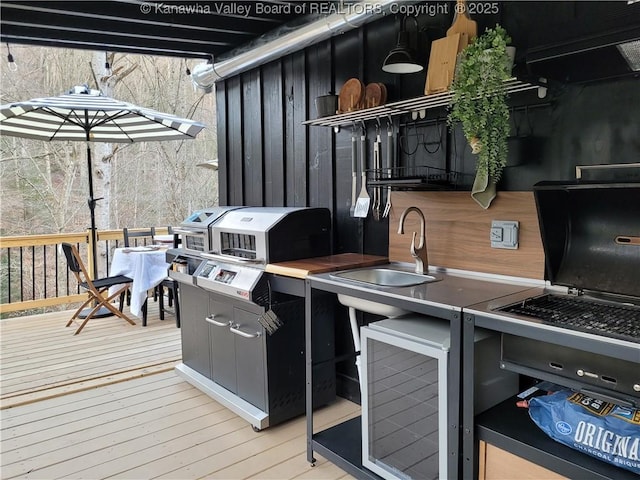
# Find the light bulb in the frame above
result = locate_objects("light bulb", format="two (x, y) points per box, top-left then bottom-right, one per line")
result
(104, 52), (112, 76)
(7, 54), (17, 72)
(6, 43), (17, 72)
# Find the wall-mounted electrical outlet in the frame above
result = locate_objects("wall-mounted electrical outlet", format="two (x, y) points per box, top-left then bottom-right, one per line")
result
(491, 220), (519, 249)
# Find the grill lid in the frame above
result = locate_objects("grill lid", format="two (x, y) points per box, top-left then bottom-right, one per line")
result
(534, 181), (640, 298)
(180, 206), (242, 229)
(213, 206), (311, 233)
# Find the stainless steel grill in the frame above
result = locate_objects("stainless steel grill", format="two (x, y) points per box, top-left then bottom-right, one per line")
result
(173, 206), (242, 253)
(193, 206), (332, 305)
(499, 294), (640, 343)
(172, 206), (335, 431)
(466, 181), (640, 408)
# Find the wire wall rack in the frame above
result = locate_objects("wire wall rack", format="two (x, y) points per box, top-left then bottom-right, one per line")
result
(303, 78), (546, 129)
(366, 165), (474, 190)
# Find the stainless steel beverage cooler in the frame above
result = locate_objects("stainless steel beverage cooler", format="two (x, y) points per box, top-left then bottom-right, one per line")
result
(361, 316), (517, 480)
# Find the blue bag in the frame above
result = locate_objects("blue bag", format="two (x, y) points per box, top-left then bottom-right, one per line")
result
(528, 389), (640, 475)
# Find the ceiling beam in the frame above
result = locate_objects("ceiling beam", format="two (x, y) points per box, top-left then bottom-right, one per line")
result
(0, 0), (311, 58)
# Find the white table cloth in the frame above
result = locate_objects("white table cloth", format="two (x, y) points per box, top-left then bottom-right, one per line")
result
(109, 247), (170, 317)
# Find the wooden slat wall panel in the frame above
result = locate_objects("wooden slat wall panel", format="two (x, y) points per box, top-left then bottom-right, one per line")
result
(227, 76), (244, 206)
(307, 42), (335, 213)
(388, 191), (545, 280)
(332, 28), (367, 255)
(216, 81), (228, 205)
(243, 69), (264, 206)
(262, 60), (285, 207)
(284, 51), (308, 207)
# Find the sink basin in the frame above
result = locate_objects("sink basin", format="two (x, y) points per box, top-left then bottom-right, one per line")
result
(337, 294), (408, 317)
(331, 267), (438, 287)
(331, 267), (440, 316)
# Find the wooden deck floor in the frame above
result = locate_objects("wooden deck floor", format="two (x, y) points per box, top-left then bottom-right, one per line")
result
(0, 304), (358, 479)
(1, 303), (182, 409)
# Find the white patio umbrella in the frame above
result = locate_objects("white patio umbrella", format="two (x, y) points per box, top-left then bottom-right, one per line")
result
(0, 85), (205, 278)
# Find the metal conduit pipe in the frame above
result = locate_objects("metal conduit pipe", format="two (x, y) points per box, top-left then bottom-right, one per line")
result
(192, 0), (416, 91)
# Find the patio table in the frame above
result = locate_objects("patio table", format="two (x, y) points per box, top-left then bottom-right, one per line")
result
(109, 246), (170, 318)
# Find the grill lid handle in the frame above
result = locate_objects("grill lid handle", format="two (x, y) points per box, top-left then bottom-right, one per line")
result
(202, 252), (265, 266)
(172, 228), (205, 236)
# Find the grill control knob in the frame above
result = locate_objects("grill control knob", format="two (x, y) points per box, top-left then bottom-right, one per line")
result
(634, 384), (640, 392)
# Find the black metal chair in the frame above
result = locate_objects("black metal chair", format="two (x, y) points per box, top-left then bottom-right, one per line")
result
(158, 226), (181, 328)
(122, 227), (157, 325)
(123, 227), (156, 247)
(61, 242), (135, 334)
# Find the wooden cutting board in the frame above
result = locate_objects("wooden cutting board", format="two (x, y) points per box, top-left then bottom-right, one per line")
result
(266, 253), (388, 279)
(447, 0), (477, 52)
(424, 34), (461, 95)
(424, 0), (477, 95)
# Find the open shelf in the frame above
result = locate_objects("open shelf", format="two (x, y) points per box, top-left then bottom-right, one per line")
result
(312, 416), (383, 480)
(303, 78), (544, 128)
(476, 396), (638, 480)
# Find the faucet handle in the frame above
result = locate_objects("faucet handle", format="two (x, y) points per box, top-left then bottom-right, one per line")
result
(410, 231), (425, 255)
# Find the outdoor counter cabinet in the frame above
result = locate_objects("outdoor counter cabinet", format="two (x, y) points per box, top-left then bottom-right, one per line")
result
(303, 265), (638, 480)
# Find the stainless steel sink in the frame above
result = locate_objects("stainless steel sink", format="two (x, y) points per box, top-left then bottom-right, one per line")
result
(331, 267), (439, 287)
(331, 267), (439, 316)
(329, 267), (441, 316)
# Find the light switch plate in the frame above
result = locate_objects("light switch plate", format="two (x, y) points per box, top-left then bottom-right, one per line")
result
(491, 220), (519, 249)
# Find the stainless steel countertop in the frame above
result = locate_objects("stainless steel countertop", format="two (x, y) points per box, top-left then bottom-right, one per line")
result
(310, 262), (638, 360)
(310, 262), (543, 314)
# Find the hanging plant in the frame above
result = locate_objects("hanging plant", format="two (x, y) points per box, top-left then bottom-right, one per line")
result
(448, 25), (512, 183)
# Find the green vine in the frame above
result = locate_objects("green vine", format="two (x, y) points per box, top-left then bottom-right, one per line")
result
(448, 25), (512, 182)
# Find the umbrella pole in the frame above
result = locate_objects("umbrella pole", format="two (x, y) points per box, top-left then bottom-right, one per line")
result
(79, 138), (112, 320)
(86, 141), (99, 280)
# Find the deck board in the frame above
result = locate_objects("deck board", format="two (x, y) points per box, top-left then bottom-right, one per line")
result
(0, 305), (358, 479)
(1, 370), (357, 480)
(1, 302), (181, 407)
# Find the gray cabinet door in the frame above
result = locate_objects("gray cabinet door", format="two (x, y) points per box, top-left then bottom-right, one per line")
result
(233, 307), (267, 411)
(180, 284), (211, 378)
(209, 296), (236, 393)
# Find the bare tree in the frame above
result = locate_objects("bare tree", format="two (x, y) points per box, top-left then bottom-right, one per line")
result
(1, 46), (218, 240)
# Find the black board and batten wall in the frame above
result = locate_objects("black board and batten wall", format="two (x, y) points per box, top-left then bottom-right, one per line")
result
(216, 2), (639, 253)
(215, 2), (640, 398)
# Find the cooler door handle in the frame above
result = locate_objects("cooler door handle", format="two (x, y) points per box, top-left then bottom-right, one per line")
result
(229, 324), (261, 339)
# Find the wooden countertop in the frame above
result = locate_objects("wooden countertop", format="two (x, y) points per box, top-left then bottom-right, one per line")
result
(266, 253), (388, 279)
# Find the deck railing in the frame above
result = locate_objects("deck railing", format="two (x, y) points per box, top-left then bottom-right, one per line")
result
(0, 228), (168, 316)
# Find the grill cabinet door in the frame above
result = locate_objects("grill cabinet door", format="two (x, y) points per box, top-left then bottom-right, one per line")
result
(179, 283), (211, 378)
(208, 296), (236, 393)
(234, 307), (267, 411)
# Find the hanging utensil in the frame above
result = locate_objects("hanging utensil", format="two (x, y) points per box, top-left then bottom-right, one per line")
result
(257, 282), (283, 335)
(383, 122), (393, 218)
(353, 125), (370, 218)
(372, 126), (382, 221)
(349, 126), (358, 217)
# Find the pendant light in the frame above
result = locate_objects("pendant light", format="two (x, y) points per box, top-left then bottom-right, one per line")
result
(382, 16), (423, 74)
